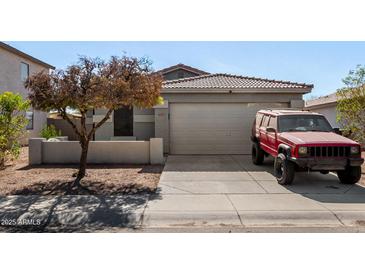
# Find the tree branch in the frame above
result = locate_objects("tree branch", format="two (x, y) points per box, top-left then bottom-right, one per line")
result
(87, 109), (113, 140)
(60, 109), (82, 138)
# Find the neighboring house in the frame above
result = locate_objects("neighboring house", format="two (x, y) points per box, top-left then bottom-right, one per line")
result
(304, 92), (340, 128)
(0, 42), (55, 139)
(94, 64), (313, 155)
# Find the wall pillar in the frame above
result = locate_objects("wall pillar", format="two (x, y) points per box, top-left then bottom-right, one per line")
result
(29, 138), (46, 165)
(154, 100), (169, 153)
(150, 138), (164, 164)
(290, 99), (305, 109)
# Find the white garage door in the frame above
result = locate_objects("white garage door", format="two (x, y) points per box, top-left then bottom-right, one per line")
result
(170, 103), (288, 154)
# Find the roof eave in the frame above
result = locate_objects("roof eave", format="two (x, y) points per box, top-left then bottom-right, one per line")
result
(0, 42), (55, 70)
(304, 101), (337, 109)
(162, 87), (313, 94)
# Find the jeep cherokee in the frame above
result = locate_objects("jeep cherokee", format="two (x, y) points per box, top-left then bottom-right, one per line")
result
(251, 109), (364, 185)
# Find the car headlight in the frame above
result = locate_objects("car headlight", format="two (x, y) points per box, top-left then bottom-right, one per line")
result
(350, 146), (360, 154)
(298, 146), (308, 155)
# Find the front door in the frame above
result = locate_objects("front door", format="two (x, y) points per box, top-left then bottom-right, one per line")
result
(114, 107), (133, 136)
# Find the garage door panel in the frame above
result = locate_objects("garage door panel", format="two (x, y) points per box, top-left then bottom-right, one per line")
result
(170, 103), (288, 154)
(172, 130), (244, 140)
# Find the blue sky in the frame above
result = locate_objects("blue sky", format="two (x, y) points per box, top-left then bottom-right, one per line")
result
(7, 41), (365, 99)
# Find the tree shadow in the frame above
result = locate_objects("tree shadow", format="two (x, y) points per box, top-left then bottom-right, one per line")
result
(0, 192), (162, 232)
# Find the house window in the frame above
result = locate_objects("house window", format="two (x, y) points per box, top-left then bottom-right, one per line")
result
(114, 107), (133, 136)
(25, 111), (34, 130)
(20, 62), (29, 82)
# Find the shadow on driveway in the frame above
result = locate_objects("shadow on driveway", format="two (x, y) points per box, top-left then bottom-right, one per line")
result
(164, 155), (365, 204)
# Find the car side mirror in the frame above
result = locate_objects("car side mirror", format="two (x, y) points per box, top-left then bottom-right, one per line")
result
(266, 127), (276, 133)
(333, 128), (341, 135)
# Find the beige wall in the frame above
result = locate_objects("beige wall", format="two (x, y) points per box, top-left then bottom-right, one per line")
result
(306, 103), (340, 128)
(28, 138), (164, 165)
(94, 107), (156, 141)
(0, 47), (51, 139)
(47, 118), (93, 141)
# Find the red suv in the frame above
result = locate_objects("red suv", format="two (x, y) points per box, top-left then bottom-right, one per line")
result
(251, 109), (364, 185)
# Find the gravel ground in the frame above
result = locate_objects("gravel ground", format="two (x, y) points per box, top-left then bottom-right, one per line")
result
(0, 147), (164, 195)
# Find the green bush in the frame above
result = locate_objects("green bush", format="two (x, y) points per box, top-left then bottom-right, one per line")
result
(40, 124), (61, 140)
(0, 92), (30, 168)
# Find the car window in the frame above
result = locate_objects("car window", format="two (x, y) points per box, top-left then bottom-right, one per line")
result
(268, 116), (277, 129)
(261, 115), (268, 127)
(256, 113), (264, 127)
(265, 115), (271, 127)
(278, 115), (333, 132)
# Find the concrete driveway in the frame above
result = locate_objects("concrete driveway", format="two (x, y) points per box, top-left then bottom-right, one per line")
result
(144, 155), (365, 228)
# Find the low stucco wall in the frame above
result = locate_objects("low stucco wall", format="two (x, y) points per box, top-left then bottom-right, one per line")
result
(29, 138), (164, 165)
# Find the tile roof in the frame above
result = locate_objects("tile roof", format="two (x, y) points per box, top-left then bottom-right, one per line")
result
(156, 63), (209, 76)
(162, 73), (313, 90)
(305, 92), (337, 108)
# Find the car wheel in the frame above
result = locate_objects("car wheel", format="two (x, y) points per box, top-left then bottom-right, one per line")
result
(337, 166), (361, 184)
(252, 142), (265, 165)
(320, 170), (329, 175)
(274, 153), (295, 185)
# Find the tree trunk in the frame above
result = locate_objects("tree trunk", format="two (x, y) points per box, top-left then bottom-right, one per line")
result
(0, 155), (5, 170)
(74, 140), (89, 186)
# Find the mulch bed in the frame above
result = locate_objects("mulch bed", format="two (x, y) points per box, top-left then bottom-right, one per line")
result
(0, 147), (164, 195)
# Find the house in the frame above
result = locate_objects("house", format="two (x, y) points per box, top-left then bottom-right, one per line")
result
(94, 64), (313, 154)
(304, 92), (340, 128)
(0, 42), (55, 139)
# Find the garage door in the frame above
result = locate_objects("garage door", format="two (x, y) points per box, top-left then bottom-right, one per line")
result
(170, 103), (288, 154)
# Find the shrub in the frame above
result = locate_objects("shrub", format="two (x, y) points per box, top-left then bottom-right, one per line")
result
(0, 92), (30, 168)
(337, 65), (365, 145)
(40, 124), (61, 140)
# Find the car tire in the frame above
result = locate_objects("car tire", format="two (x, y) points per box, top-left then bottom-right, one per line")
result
(337, 166), (361, 184)
(274, 153), (295, 185)
(252, 142), (265, 165)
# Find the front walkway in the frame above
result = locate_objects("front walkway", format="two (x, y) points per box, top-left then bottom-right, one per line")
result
(1, 155), (365, 231)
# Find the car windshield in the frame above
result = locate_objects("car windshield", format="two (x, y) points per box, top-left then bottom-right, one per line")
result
(278, 115), (333, 132)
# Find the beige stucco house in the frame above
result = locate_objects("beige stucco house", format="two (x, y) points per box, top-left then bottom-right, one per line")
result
(0, 42), (55, 140)
(304, 92), (340, 128)
(92, 64), (313, 154)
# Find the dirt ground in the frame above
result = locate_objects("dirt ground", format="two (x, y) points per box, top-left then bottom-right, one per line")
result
(0, 147), (164, 195)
